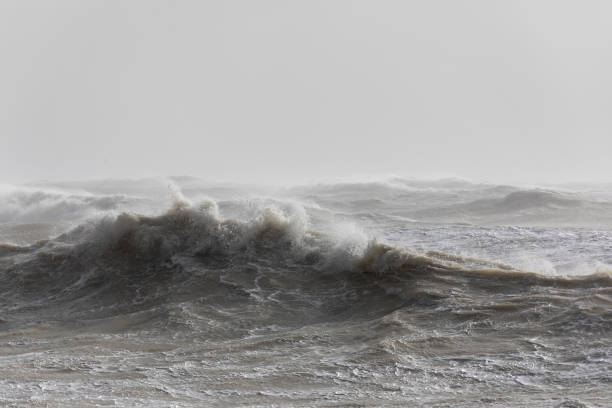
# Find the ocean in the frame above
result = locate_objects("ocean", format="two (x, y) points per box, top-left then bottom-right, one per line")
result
(0, 177), (610, 407)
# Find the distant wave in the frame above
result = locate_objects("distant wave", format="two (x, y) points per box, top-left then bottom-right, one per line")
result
(9, 178), (612, 228)
(0, 185), (148, 224)
(410, 189), (612, 227)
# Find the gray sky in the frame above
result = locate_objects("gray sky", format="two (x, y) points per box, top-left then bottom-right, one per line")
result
(1, 0), (611, 185)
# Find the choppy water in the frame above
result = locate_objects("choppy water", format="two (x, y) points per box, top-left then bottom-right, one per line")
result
(0, 177), (610, 407)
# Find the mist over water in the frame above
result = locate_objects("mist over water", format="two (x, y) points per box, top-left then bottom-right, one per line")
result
(0, 176), (610, 407)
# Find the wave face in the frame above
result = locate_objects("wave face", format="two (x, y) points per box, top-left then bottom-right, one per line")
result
(1, 178), (611, 407)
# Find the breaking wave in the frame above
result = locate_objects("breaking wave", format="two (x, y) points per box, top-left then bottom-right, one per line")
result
(15, 199), (611, 279)
(2, 199), (609, 325)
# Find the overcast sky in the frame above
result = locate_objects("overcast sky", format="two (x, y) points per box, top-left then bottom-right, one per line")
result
(1, 0), (610, 185)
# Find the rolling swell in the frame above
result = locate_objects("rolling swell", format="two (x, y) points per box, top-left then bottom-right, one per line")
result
(411, 189), (612, 227)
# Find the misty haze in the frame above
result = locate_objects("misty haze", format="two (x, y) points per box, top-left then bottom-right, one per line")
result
(1, 1), (611, 407)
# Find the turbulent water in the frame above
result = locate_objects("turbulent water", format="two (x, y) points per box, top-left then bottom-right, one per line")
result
(0, 177), (610, 407)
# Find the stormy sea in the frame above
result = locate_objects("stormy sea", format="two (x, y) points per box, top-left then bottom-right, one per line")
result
(0, 177), (610, 407)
